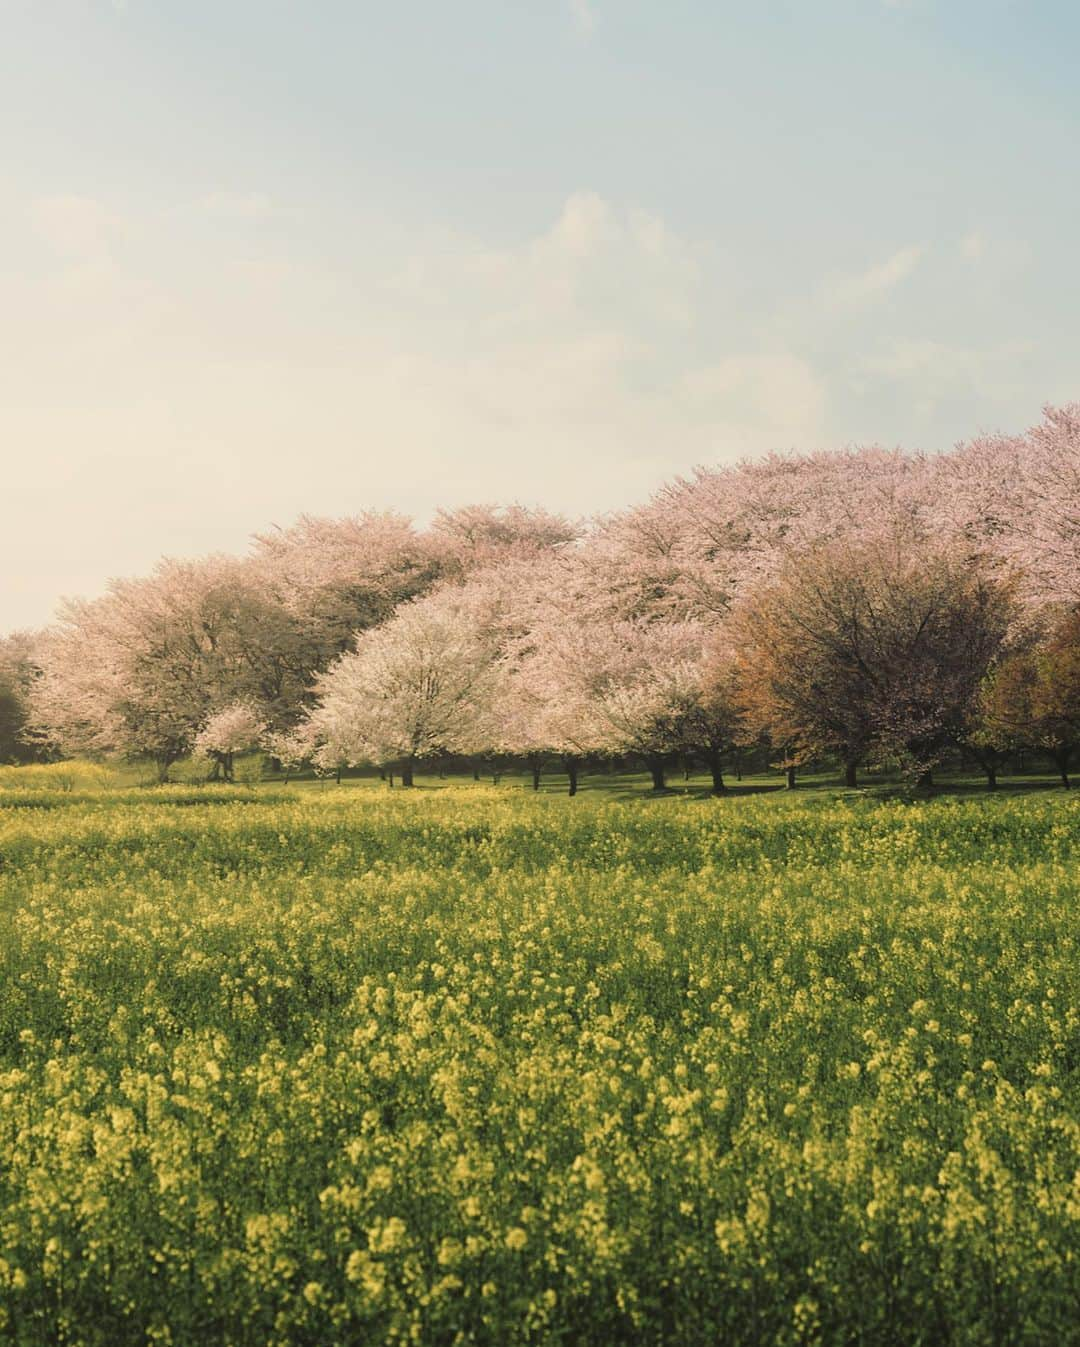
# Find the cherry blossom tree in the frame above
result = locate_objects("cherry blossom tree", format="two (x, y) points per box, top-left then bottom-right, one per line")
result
(575, 500), (718, 623)
(29, 579), (204, 779)
(193, 701), (268, 782)
(680, 633), (745, 793)
(28, 556), (279, 779)
(953, 684), (1017, 792)
(303, 585), (506, 786)
(0, 631), (45, 764)
(490, 662), (555, 790)
(939, 403), (1080, 608)
(977, 608), (1080, 787)
(428, 503), (580, 581)
(588, 640), (702, 791)
(251, 512), (440, 675)
(27, 546), (372, 774)
(510, 608), (729, 792)
(733, 532), (1016, 786)
(656, 445), (932, 613)
(493, 657), (591, 794)
(262, 726), (314, 783)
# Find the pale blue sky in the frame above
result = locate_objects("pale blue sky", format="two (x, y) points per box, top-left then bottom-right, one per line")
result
(3, 0), (1078, 627)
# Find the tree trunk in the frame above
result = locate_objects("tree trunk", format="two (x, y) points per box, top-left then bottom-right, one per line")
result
(387, 770), (394, 787)
(1055, 747), (1071, 789)
(224, 750), (234, 783)
(335, 766), (342, 784)
(531, 761), (542, 791)
(473, 766), (481, 782)
(705, 748), (724, 796)
(786, 765), (797, 790)
(916, 767), (933, 789)
(564, 756), (579, 797)
(844, 761), (858, 788)
(401, 758), (415, 788)
(986, 765), (998, 791)
(156, 756), (172, 784)
(648, 756), (667, 792)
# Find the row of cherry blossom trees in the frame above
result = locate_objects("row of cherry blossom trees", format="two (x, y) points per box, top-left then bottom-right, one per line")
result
(16, 507), (574, 780)
(0, 632), (44, 765)
(6, 403), (1080, 788)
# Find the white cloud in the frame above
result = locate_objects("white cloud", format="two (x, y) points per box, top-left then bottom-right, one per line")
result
(5, 186), (833, 625)
(957, 230), (1032, 272)
(829, 243), (925, 309)
(189, 190), (276, 220)
(398, 191), (699, 337)
(29, 195), (124, 260)
(364, 195), (824, 473)
(569, 0), (596, 38)
(858, 339), (978, 381)
(679, 354), (826, 446)
(959, 231), (985, 263)
(857, 337), (1031, 381)
(544, 190), (614, 257)
(850, 338), (1036, 424)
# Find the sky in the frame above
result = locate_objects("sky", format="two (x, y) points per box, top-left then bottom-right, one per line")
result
(3, 0), (1079, 629)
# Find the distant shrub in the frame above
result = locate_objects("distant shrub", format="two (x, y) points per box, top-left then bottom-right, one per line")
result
(0, 760), (115, 792)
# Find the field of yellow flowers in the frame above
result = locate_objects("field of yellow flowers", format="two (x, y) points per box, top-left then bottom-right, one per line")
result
(0, 778), (1078, 1345)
